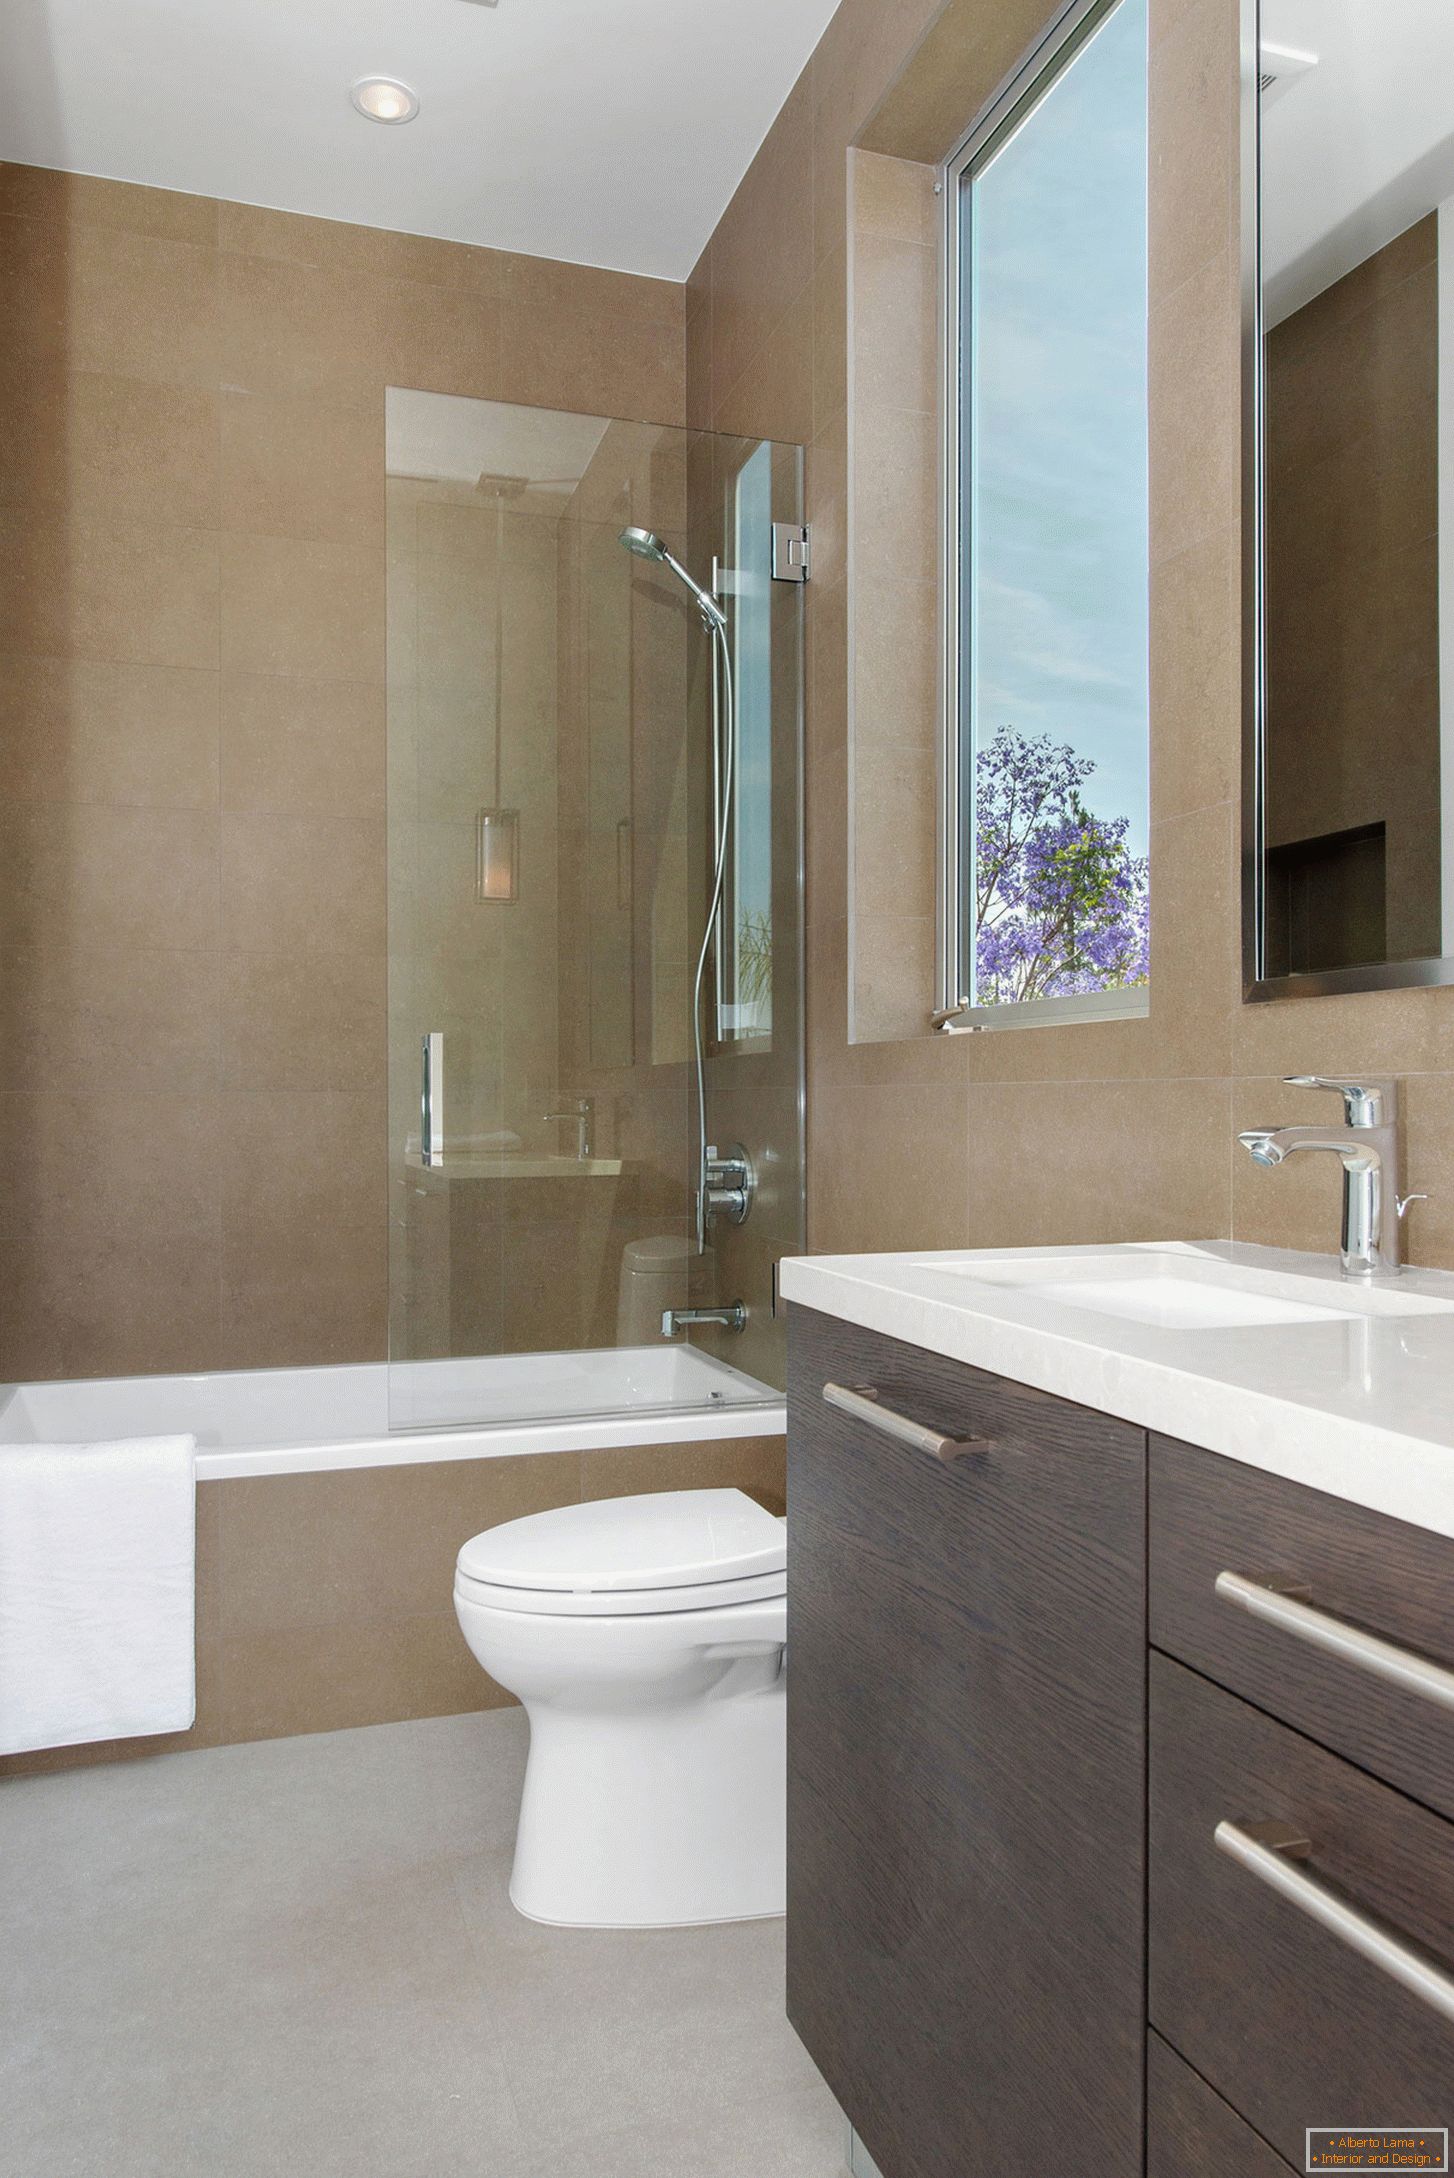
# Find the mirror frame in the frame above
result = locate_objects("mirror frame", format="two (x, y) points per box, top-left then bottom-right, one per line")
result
(1240, 0), (1454, 1002)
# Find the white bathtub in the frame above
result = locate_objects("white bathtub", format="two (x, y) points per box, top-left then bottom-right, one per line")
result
(0, 1346), (786, 1481)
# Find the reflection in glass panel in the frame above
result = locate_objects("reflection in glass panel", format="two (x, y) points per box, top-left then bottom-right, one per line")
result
(384, 393), (803, 1430)
(952, 0), (1150, 1021)
(722, 439), (775, 1045)
(1258, 1), (1453, 981)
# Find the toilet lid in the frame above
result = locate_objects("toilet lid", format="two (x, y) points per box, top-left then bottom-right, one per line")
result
(456, 1488), (785, 1597)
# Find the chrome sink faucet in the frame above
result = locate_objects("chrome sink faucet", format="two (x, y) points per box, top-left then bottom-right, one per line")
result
(1237, 1076), (1424, 1278)
(544, 1096), (594, 1162)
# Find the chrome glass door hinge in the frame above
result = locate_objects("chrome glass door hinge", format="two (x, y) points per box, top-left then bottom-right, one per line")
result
(771, 523), (810, 583)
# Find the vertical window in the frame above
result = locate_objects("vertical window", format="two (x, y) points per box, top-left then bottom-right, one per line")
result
(944, 0), (1150, 1026)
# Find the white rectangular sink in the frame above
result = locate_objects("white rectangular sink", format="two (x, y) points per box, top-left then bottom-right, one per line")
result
(923, 1250), (1454, 1331)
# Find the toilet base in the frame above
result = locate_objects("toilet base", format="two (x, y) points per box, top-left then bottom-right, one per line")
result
(507, 1672), (786, 1929)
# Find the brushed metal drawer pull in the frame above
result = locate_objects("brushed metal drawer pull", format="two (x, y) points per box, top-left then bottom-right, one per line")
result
(1215, 1570), (1454, 1715)
(822, 1381), (990, 1464)
(1215, 1818), (1454, 2027)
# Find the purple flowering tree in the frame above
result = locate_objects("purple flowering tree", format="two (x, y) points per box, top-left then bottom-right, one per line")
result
(974, 725), (1149, 1006)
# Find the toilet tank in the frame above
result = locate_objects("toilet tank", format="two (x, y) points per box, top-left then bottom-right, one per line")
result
(616, 1235), (691, 1345)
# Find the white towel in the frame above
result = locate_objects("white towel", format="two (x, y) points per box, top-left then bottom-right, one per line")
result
(0, 1436), (196, 1757)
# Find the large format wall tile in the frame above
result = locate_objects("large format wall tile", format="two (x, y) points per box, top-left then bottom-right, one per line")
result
(216, 251), (384, 401)
(221, 951), (385, 1093)
(0, 163), (683, 1380)
(220, 810), (386, 956)
(59, 224), (221, 386)
(0, 800), (221, 954)
(0, 511), (221, 668)
(219, 673), (384, 817)
(0, 656), (220, 809)
(0, 161), (219, 244)
(219, 533), (385, 681)
(0, 944), (222, 1096)
(219, 389), (383, 543)
(0, 369), (220, 526)
(217, 1087), (385, 1292)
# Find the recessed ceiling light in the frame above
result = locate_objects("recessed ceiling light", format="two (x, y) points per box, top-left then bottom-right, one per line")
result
(350, 77), (419, 125)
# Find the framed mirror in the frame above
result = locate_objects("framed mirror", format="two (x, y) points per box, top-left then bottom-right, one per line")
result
(1245, 0), (1454, 1000)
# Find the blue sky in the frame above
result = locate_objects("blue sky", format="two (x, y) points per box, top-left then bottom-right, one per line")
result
(964, 0), (1150, 856)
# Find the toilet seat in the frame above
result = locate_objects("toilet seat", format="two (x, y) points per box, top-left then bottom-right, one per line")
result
(455, 1487), (786, 1618)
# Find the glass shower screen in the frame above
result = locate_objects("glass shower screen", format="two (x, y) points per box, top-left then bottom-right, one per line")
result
(383, 393), (803, 1432)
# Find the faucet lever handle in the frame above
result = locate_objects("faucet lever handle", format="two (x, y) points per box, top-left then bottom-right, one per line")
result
(1282, 1076), (1397, 1128)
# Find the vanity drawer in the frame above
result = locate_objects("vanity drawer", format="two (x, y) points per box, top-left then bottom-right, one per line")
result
(1150, 1654), (1454, 2166)
(1147, 2033), (1295, 2178)
(1150, 1435), (1454, 1820)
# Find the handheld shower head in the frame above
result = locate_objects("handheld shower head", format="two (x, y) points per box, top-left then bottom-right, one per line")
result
(617, 526), (728, 635)
(619, 526), (668, 562)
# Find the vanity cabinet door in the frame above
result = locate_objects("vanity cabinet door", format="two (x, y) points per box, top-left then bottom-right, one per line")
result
(785, 1305), (1146, 2178)
(1147, 2033), (1296, 2178)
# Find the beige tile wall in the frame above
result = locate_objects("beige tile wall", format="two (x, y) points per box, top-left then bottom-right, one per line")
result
(685, 0), (1454, 1270)
(848, 148), (940, 1043)
(0, 1429), (788, 1774)
(0, 162), (685, 1381)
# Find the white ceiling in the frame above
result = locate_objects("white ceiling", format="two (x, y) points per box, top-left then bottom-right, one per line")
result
(0, 0), (840, 280)
(1262, 0), (1454, 323)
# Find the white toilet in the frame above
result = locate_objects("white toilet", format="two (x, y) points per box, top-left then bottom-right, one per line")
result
(453, 1487), (787, 1929)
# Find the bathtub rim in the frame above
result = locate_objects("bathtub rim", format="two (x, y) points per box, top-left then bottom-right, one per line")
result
(194, 1399), (786, 1480)
(0, 1357), (787, 1481)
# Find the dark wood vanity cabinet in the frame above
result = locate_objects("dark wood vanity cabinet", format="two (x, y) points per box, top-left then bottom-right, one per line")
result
(1147, 2033), (1296, 2178)
(785, 1306), (1147, 2178)
(1149, 1653), (1454, 2167)
(1150, 1435), (1454, 1822)
(787, 1316), (1454, 2178)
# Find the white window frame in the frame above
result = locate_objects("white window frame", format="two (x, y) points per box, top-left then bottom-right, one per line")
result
(937, 0), (1150, 1033)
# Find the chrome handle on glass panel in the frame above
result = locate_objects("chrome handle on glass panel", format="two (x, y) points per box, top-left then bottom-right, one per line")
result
(822, 1382), (991, 1465)
(420, 1031), (445, 1166)
(1215, 1571), (1454, 1715)
(1214, 1819), (1454, 2027)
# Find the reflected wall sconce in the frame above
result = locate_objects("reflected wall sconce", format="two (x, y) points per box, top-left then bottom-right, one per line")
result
(476, 808), (519, 903)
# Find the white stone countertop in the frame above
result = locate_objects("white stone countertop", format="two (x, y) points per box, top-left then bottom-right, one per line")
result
(779, 1241), (1454, 1540)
